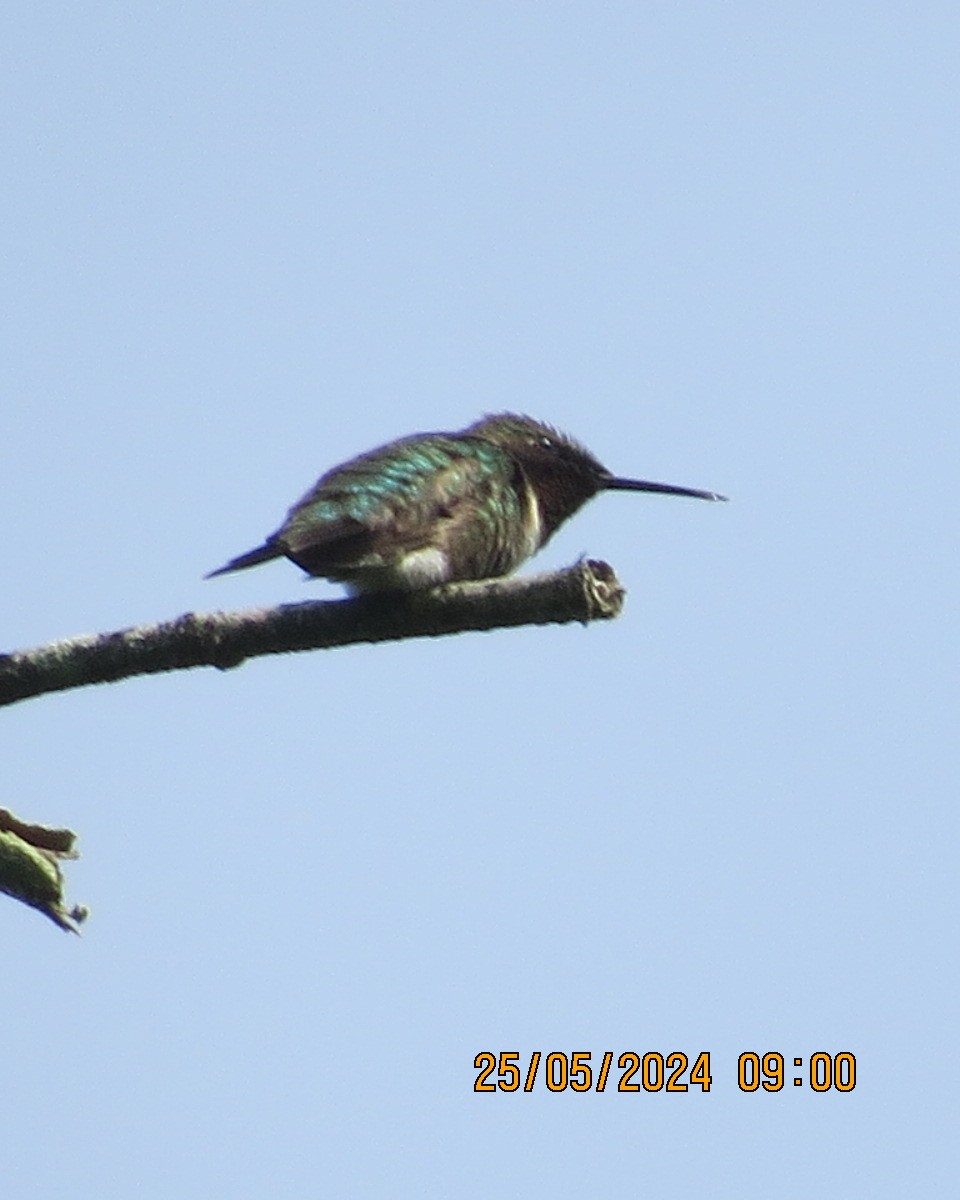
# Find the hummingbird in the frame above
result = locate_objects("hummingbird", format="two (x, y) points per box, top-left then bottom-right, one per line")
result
(206, 413), (726, 592)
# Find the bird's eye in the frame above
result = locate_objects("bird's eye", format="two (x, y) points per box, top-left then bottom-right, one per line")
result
(538, 436), (554, 448)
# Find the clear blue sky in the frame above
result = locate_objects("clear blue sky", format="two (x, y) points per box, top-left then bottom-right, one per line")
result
(2, 3), (956, 1196)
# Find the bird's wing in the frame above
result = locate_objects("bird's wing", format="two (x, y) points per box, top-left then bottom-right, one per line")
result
(277, 437), (501, 576)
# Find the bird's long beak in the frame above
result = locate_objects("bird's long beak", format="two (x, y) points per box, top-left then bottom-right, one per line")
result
(602, 475), (728, 502)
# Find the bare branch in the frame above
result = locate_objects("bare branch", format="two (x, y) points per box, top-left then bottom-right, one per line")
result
(0, 559), (625, 710)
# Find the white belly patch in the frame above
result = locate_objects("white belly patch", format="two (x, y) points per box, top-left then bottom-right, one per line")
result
(396, 547), (451, 588)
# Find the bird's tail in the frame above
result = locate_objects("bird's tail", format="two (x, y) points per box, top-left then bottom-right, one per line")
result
(205, 540), (283, 578)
